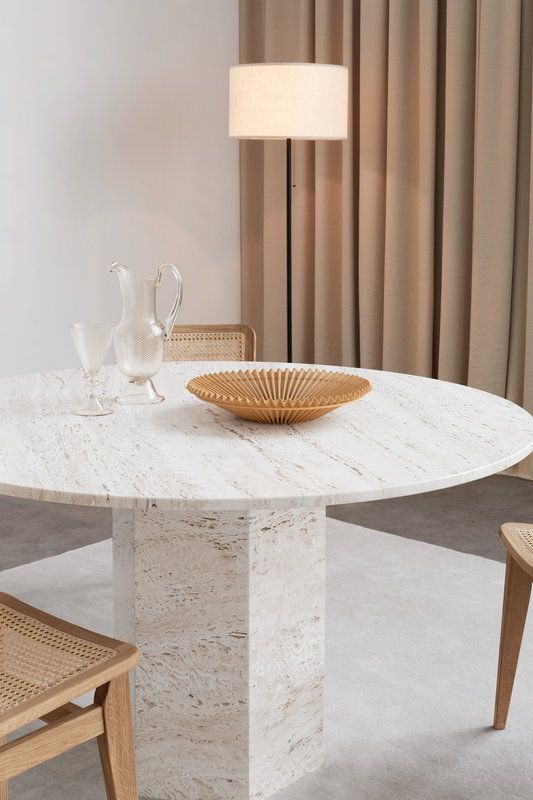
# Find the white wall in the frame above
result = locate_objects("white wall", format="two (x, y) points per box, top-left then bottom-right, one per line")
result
(0, 0), (240, 376)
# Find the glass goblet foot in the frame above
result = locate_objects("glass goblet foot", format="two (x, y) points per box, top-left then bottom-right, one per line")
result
(72, 394), (114, 417)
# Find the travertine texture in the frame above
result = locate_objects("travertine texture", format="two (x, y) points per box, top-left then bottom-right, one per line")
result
(1, 361), (532, 798)
(0, 362), (531, 511)
(113, 506), (325, 800)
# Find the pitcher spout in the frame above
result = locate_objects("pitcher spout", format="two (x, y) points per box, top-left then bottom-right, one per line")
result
(109, 261), (133, 291)
(109, 260), (124, 275)
(110, 261), (160, 286)
(109, 260), (135, 281)
(110, 261), (151, 298)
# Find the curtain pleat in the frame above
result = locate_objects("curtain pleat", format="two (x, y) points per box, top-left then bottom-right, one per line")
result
(313, 0), (355, 365)
(382, 1), (438, 375)
(468, 0), (521, 395)
(507, 0), (533, 479)
(436, 0), (476, 385)
(358, 0), (388, 370)
(240, 0), (533, 478)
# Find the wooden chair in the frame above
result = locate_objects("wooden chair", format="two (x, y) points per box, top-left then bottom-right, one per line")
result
(0, 593), (138, 798)
(163, 323), (256, 362)
(494, 523), (533, 729)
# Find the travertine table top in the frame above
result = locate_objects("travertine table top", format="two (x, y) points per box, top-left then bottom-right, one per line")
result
(0, 361), (531, 511)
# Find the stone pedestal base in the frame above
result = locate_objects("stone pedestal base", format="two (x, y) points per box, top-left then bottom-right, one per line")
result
(113, 506), (325, 800)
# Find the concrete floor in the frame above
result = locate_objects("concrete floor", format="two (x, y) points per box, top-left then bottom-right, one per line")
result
(0, 475), (531, 569)
(328, 474), (533, 563)
(0, 495), (111, 570)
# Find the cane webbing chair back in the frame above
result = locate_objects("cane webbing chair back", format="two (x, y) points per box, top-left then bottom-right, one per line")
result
(163, 324), (256, 363)
(0, 593), (138, 798)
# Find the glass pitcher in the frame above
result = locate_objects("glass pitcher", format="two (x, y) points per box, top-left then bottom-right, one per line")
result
(110, 261), (183, 404)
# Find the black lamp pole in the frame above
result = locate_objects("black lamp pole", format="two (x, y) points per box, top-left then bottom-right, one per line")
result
(286, 138), (293, 363)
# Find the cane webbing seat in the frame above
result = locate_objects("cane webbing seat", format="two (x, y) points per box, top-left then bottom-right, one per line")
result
(0, 601), (117, 715)
(163, 324), (256, 362)
(0, 593), (139, 798)
(500, 523), (533, 577)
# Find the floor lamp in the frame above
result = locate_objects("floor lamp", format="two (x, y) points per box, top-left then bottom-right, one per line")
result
(229, 62), (348, 362)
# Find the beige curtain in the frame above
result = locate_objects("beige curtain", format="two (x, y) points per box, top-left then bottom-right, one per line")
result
(240, 0), (533, 479)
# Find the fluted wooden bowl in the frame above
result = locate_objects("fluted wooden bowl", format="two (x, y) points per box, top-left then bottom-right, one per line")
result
(186, 368), (372, 423)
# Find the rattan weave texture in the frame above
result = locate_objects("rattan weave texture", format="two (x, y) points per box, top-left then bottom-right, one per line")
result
(512, 525), (533, 553)
(163, 325), (254, 362)
(164, 331), (246, 362)
(0, 603), (117, 714)
(501, 523), (533, 555)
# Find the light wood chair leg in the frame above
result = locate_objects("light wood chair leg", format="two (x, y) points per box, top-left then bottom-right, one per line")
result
(0, 736), (7, 800)
(95, 675), (137, 800)
(494, 554), (532, 729)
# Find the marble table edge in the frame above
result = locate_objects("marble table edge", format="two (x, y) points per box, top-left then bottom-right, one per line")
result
(0, 440), (531, 512)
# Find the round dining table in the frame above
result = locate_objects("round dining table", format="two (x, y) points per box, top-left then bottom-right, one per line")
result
(0, 361), (532, 800)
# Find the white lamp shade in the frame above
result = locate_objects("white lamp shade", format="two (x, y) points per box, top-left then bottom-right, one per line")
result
(229, 63), (348, 140)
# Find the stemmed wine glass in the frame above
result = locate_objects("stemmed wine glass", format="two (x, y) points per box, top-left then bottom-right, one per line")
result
(70, 323), (115, 416)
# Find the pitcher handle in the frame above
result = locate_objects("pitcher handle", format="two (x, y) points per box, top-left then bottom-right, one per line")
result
(156, 263), (183, 340)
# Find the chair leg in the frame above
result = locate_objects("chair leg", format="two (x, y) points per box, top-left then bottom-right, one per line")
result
(0, 737), (8, 800)
(494, 554), (532, 729)
(95, 675), (137, 800)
